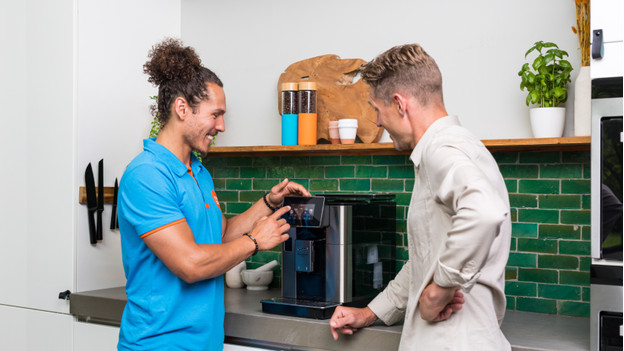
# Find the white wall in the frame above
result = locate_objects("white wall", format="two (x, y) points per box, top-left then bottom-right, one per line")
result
(75, 0), (181, 292)
(181, 0), (580, 146)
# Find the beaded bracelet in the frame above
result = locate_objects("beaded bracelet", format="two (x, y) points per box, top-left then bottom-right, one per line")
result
(243, 233), (258, 256)
(263, 192), (280, 212)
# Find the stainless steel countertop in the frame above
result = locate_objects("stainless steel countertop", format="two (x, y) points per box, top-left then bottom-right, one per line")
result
(70, 287), (589, 350)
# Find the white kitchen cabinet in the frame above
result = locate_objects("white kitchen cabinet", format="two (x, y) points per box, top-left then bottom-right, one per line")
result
(0, 305), (73, 351)
(74, 322), (120, 351)
(590, 0), (623, 79)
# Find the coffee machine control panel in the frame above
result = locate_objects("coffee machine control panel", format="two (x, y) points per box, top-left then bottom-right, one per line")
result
(283, 196), (326, 228)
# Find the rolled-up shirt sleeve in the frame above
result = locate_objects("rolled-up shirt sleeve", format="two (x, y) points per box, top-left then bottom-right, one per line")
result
(428, 145), (509, 292)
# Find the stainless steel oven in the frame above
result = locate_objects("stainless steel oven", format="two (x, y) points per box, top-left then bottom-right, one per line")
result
(590, 79), (623, 351)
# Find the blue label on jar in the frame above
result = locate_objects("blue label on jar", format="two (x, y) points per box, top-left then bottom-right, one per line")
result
(282, 114), (298, 145)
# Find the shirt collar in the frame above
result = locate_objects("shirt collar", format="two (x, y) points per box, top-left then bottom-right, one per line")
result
(143, 138), (196, 177)
(410, 115), (460, 167)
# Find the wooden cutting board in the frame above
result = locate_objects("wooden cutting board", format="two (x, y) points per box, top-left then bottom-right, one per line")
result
(277, 55), (382, 144)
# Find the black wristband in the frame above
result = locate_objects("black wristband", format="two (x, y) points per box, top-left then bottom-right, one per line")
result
(263, 192), (280, 212)
(243, 233), (258, 256)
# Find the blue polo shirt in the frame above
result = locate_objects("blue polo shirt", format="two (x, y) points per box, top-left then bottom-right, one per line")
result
(118, 138), (224, 351)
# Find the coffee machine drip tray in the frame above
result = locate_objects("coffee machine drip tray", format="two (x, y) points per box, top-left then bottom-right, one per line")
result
(261, 297), (340, 319)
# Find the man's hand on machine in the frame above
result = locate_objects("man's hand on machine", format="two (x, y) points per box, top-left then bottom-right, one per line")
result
(266, 179), (311, 208)
(250, 206), (292, 251)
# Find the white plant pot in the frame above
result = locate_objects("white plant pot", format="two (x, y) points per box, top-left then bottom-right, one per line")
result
(529, 107), (566, 138)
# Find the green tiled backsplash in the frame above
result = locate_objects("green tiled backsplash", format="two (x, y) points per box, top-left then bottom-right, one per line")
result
(203, 151), (591, 318)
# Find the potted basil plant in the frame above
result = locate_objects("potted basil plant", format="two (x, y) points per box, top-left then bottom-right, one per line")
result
(518, 41), (573, 138)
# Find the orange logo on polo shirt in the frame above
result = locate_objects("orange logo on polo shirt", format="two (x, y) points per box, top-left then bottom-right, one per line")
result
(211, 190), (221, 210)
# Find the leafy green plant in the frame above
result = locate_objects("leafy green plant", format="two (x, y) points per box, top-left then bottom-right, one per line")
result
(518, 41), (573, 108)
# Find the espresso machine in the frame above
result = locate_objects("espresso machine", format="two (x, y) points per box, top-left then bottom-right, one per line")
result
(261, 194), (396, 319)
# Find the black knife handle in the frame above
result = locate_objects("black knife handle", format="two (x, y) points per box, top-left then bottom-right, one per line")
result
(97, 211), (103, 241)
(88, 210), (97, 244)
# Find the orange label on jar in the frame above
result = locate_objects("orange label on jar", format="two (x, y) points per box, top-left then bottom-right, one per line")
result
(298, 113), (317, 145)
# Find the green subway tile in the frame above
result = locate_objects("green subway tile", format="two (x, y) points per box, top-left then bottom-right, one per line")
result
(518, 268), (558, 283)
(582, 287), (590, 302)
(266, 166), (294, 179)
(372, 179), (404, 192)
(213, 178), (226, 190)
(356, 165), (387, 178)
(539, 225), (581, 240)
(505, 179), (518, 193)
(581, 226), (591, 241)
(562, 151), (590, 163)
(580, 257), (591, 271)
(239, 167), (266, 178)
(405, 179), (414, 191)
(215, 190), (238, 202)
(340, 179), (370, 191)
(561, 180), (591, 194)
(373, 155), (407, 165)
(226, 179), (252, 190)
(395, 260), (405, 274)
(582, 163), (591, 179)
(499, 165), (539, 179)
(394, 192), (412, 207)
(509, 194), (538, 208)
(388, 165), (415, 179)
(538, 255), (578, 270)
(252, 179), (277, 191)
(310, 179), (339, 191)
(540, 164), (583, 179)
(494, 152), (518, 164)
(518, 209), (559, 223)
(505, 267), (518, 280)
(510, 237), (517, 251)
(288, 179), (309, 190)
(516, 297), (557, 314)
(212, 167), (240, 178)
(252, 250), (280, 263)
(559, 271), (590, 286)
(341, 155), (372, 164)
(512, 223), (538, 238)
(561, 210), (590, 225)
(203, 157), (227, 167)
(505, 281), (537, 297)
(507, 252), (537, 267)
(581, 195), (591, 209)
(227, 202), (252, 214)
(519, 152), (560, 164)
(253, 156), (281, 167)
(396, 247), (409, 261)
(225, 157), (253, 167)
(511, 208), (518, 222)
(325, 166), (355, 178)
(310, 156), (340, 165)
(559, 240), (591, 255)
(396, 219), (407, 233)
(506, 296), (516, 310)
(539, 195), (581, 209)
(295, 166), (325, 179)
(558, 301), (590, 318)
(281, 156), (310, 166)
(517, 238), (557, 254)
(239, 191), (265, 202)
(538, 284), (581, 300)
(518, 180), (560, 194)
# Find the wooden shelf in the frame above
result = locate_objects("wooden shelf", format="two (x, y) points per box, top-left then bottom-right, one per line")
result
(206, 136), (590, 157)
(79, 187), (115, 205)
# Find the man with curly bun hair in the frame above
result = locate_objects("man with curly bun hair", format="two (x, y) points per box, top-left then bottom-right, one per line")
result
(117, 38), (310, 351)
(329, 44), (511, 350)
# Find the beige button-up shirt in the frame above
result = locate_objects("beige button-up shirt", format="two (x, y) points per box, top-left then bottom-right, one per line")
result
(368, 116), (511, 350)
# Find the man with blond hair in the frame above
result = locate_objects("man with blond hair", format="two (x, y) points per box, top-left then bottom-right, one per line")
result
(329, 44), (511, 350)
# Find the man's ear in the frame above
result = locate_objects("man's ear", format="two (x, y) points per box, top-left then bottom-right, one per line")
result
(393, 93), (408, 117)
(174, 97), (189, 120)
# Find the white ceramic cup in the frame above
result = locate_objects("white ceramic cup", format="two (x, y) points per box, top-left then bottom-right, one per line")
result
(338, 119), (358, 144)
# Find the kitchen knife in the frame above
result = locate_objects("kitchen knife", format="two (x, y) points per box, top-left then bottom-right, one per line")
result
(84, 163), (97, 244)
(110, 178), (118, 230)
(97, 159), (104, 241)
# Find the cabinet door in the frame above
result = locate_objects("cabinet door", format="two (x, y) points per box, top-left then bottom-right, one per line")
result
(74, 322), (120, 351)
(0, 306), (73, 351)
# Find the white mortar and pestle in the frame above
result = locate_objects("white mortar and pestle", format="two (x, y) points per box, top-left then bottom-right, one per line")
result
(225, 260), (278, 290)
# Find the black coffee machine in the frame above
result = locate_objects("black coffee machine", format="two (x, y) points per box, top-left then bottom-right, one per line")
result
(261, 194), (396, 319)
